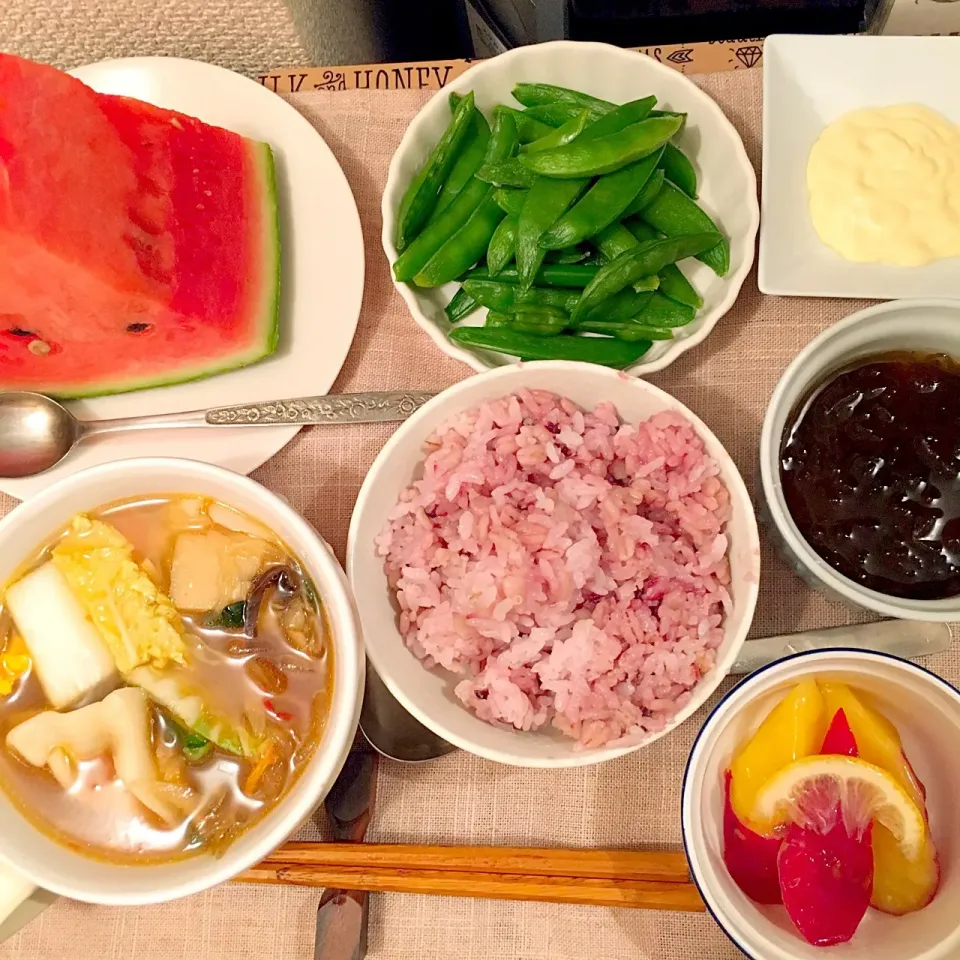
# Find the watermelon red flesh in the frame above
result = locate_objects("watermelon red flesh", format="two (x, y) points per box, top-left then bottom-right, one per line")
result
(0, 54), (279, 398)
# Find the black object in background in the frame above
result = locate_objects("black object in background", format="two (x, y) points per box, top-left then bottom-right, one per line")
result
(460, 0), (869, 52)
(376, 0), (470, 61)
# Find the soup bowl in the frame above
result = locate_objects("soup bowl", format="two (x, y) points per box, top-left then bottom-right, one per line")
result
(0, 458), (363, 906)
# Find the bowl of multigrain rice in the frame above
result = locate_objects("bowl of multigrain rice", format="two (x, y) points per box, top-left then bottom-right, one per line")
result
(347, 362), (760, 767)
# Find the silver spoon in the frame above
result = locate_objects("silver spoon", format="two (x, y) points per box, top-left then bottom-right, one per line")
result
(359, 667), (455, 764)
(0, 390), (435, 478)
(314, 666), (453, 960)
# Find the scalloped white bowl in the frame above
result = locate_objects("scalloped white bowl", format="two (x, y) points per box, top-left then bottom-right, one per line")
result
(381, 41), (759, 376)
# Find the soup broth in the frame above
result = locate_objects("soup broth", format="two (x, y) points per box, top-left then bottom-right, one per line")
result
(0, 495), (333, 863)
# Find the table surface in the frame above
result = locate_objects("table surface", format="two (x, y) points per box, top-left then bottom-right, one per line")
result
(0, 65), (957, 960)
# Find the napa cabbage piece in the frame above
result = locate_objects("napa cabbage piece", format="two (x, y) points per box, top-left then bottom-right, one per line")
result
(51, 515), (187, 674)
(128, 664), (263, 759)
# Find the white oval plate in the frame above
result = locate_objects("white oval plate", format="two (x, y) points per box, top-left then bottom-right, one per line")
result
(381, 41), (758, 378)
(3, 57), (364, 500)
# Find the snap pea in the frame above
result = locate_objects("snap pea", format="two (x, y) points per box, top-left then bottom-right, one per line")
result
(432, 103), (491, 216)
(519, 115), (683, 179)
(650, 109), (686, 122)
(395, 91), (476, 251)
(414, 192), (506, 287)
(516, 176), (588, 288)
(625, 219), (658, 242)
(485, 311), (511, 328)
(469, 263), (599, 288)
(659, 142), (697, 199)
(492, 187), (528, 216)
(576, 320), (673, 342)
(449, 325), (652, 367)
(622, 169), (665, 217)
(394, 109), (517, 283)
(570, 233), (721, 323)
(494, 106), (553, 144)
(475, 158), (539, 188)
(462, 278), (581, 313)
(593, 223), (664, 295)
(486, 215), (518, 277)
(445, 287), (480, 324)
(582, 288), (654, 323)
(545, 244), (590, 264)
(521, 97), (658, 138)
(521, 111), (590, 153)
(578, 97), (657, 140)
(539, 148), (663, 250)
(650, 111), (688, 138)
(508, 303), (569, 336)
(633, 291), (697, 327)
(522, 102), (586, 127)
(513, 97), (659, 178)
(656, 265), (702, 309)
(639, 180), (729, 276)
(512, 83), (616, 118)
(594, 222), (640, 261)
(510, 99), (659, 193)
(624, 218), (703, 309)
(513, 101), (661, 289)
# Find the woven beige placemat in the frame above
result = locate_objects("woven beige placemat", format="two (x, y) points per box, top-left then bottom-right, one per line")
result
(1, 67), (956, 960)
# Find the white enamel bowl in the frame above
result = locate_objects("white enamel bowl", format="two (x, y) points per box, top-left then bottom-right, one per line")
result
(759, 298), (960, 621)
(0, 458), (363, 905)
(683, 649), (960, 960)
(381, 40), (759, 377)
(347, 361), (760, 767)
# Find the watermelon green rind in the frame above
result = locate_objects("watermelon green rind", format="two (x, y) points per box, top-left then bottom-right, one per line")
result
(43, 142), (282, 401)
(258, 141), (283, 361)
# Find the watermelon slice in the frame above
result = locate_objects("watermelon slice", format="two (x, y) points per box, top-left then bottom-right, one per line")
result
(0, 54), (280, 398)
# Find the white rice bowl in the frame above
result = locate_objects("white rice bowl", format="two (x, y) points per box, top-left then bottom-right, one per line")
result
(347, 362), (759, 767)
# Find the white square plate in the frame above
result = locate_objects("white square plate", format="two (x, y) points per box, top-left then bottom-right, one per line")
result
(760, 34), (960, 298)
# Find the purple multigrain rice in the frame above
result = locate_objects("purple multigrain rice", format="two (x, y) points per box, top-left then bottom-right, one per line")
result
(376, 390), (732, 748)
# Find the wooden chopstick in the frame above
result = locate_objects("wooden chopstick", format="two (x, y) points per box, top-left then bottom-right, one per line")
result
(263, 842), (691, 884)
(237, 843), (703, 912)
(239, 863), (703, 912)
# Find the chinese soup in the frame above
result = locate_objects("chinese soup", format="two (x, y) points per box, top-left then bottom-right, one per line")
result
(0, 495), (332, 862)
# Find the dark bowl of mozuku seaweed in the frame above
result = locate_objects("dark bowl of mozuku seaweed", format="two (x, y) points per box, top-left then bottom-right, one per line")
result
(759, 299), (960, 622)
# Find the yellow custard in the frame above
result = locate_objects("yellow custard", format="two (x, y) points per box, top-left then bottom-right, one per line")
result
(806, 104), (960, 266)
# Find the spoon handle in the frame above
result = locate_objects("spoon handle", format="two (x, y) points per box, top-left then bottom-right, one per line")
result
(82, 392), (435, 438)
(204, 391), (434, 426)
(730, 620), (952, 675)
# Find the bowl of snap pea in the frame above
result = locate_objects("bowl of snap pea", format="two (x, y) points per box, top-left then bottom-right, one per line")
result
(382, 40), (759, 375)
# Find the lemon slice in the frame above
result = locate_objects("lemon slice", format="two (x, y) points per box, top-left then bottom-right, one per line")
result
(752, 755), (927, 861)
